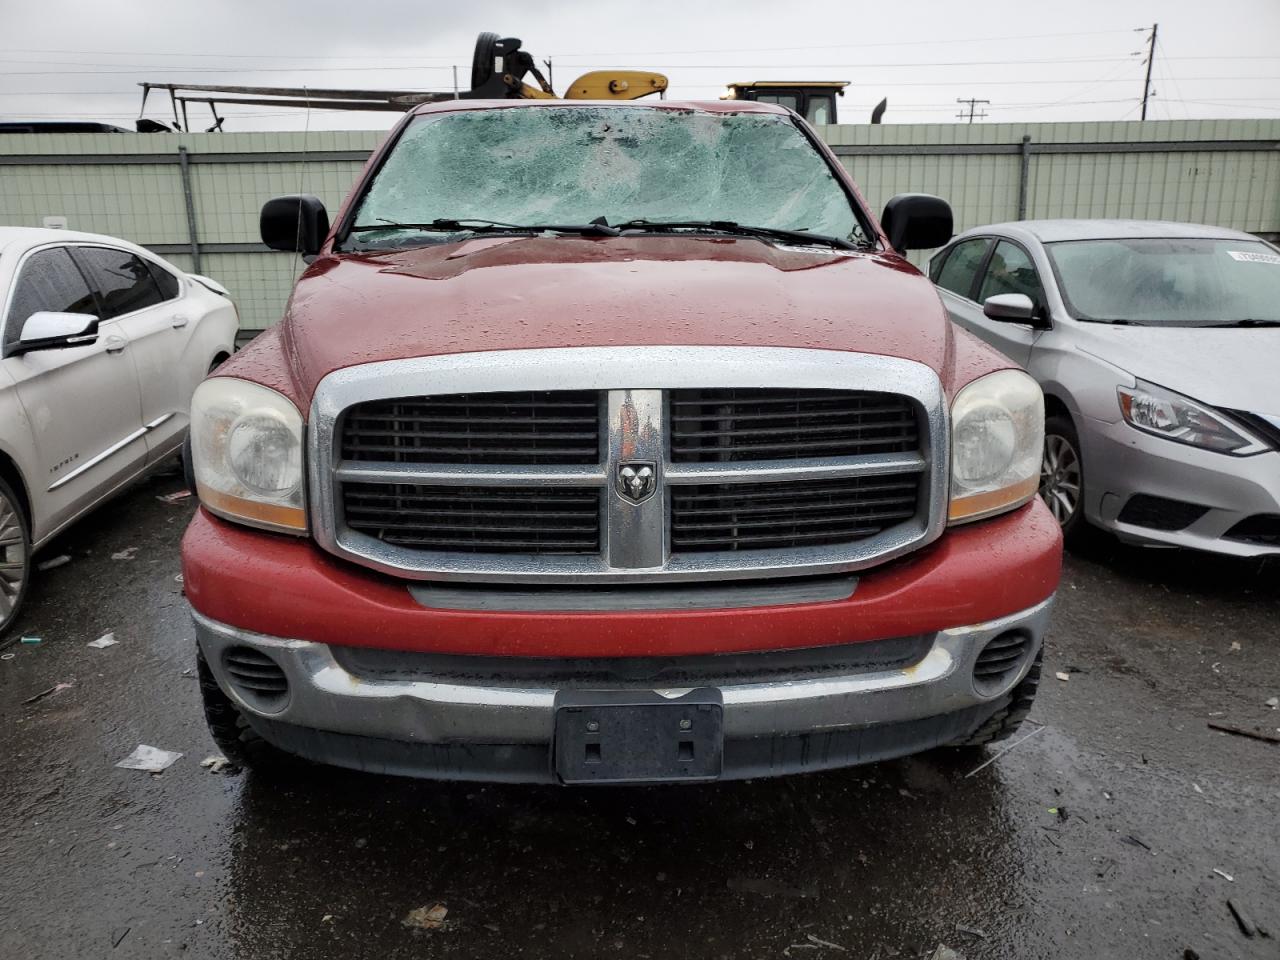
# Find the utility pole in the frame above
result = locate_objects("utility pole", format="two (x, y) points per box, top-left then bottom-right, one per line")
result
(1141, 22), (1158, 120)
(956, 98), (989, 123)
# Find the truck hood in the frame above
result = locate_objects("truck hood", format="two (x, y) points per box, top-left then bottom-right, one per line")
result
(1077, 324), (1280, 415)
(277, 236), (968, 401)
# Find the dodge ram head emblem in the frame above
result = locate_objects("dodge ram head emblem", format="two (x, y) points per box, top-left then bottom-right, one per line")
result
(616, 462), (657, 504)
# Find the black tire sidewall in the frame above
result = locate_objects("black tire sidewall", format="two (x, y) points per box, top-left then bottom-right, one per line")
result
(0, 475), (31, 640)
(1043, 414), (1086, 539)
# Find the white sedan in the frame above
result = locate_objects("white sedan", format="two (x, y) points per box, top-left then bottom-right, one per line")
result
(0, 227), (239, 635)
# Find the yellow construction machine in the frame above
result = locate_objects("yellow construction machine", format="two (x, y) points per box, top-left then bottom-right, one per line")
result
(138, 32), (669, 132)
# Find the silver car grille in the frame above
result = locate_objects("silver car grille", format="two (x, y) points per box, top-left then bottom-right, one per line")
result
(309, 347), (950, 584)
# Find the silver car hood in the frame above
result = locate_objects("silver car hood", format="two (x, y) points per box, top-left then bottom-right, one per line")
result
(1076, 325), (1280, 415)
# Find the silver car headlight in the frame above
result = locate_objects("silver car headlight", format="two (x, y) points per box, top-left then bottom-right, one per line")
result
(190, 378), (306, 533)
(1118, 380), (1268, 455)
(949, 369), (1044, 523)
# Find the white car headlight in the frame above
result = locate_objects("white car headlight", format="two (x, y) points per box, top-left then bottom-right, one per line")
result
(190, 378), (306, 533)
(949, 369), (1044, 523)
(1118, 380), (1267, 455)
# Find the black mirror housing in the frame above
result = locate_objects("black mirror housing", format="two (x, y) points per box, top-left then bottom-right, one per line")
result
(261, 195), (329, 255)
(880, 194), (953, 254)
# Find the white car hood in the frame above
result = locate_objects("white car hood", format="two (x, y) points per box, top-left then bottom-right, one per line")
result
(1076, 325), (1280, 416)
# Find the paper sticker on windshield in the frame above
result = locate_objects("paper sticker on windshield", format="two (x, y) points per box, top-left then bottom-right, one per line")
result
(1227, 250), (1280, 264)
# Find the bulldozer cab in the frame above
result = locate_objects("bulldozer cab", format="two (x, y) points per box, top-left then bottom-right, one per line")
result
(723, 82), (849, 125)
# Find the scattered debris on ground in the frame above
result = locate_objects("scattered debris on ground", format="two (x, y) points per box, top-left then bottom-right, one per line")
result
(200, 755), (231, 773)
(36, 554), (72, 572)
(87, 632), (117, 649)
(1213, 868), (1235, 882)
(403, 903), (449, 931)
(115, 745), (183, 773)
(22, 681), (74, 704)
(1227, 899), (1257, 938)
(1120, 833), (1154, 854)
(156, 490), (192, 504)
(111, 926), (130, 949)
(726, 877), (819, 899)
(963, 724), (1046, 778)
(20, 636), (41, 645)
(1208, 721), (1280, 745)
(110, 547), (138, 561)
(1266, 697), (1278, 709)
(1055, 671), (1071, 682)
(955, 924), (987, 941)
(927, 945), (966, 960)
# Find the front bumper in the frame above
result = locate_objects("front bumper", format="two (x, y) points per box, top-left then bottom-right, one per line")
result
(195, 597), (1053, 783)
(1081, 416), (1280, 556)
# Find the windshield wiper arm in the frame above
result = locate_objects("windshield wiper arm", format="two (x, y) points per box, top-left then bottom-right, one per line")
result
(350, 217), (620, 238)
(1205, 319), (1280, 327)
(613, 219), (857, 251)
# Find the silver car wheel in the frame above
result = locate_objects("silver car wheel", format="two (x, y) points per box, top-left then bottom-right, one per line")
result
(0, 491), (28, 624)
(1040, 434), (1082, 526)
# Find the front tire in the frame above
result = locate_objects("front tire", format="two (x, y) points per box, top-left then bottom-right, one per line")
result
(0, 477), (31, 641)
(197, 646), (294, 771)
(1041, 414), (1086, 542)
(957, 652), (1041, 746)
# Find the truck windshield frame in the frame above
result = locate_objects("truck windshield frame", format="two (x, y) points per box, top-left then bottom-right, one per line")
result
(336, 105), (875, 252)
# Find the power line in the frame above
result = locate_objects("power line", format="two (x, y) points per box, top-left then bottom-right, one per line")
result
(0, 28), (1147, 62)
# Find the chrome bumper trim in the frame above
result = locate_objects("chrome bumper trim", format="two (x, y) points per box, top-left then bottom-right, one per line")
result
(193, 596), (1053, 746)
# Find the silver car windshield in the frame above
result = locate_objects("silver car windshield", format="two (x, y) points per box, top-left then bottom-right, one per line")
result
(1046, 237), (1280, 326)
(347, 107), (864, 246)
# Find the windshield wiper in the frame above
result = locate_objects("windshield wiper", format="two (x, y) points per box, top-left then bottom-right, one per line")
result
(612, 219), (857, 251)
(349, 217), (620, 238)
(1203, 319), (1280, 328)
(1076, 317), (1146, 326)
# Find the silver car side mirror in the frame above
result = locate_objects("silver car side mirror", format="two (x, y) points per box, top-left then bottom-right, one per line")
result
(15, 311), (99, 354)
(982, 293), (1037, 323)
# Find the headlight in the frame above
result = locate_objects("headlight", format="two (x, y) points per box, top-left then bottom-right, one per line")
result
(949, 369), (1043, 523)
(1118, 381), (1266, 455)
(190, 378), (306, 533)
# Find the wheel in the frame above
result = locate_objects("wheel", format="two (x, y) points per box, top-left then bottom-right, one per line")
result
(197, 646), (294, 771)
(1041, 414), (1086, 542)
(956, 651), (1041, 746)
(0, 477), (31, 641)
(471, 31), (501, 89)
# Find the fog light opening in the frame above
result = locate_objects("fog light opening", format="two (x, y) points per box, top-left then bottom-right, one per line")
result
(972, 630), (1033, 697)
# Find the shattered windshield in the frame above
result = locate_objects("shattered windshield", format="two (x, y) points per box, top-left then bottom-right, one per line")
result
(345, 106), (865, 248)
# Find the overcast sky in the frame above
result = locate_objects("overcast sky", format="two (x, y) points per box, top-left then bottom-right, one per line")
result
(3, 0), (1279, 131)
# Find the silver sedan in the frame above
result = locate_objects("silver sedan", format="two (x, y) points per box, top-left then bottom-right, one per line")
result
(929, 219), (1280, 557)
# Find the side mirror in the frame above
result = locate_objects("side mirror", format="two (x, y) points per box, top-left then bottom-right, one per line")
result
(880, 193), (953, 254)
(984, 293), (1048, 327)
(261, 195), (329, 256)
(14, 311), (99, 354)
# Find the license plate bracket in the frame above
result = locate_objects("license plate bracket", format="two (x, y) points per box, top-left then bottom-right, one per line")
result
(553, 689), (724, 784)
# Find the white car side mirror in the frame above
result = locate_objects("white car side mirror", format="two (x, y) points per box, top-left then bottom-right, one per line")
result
(16, 311), (99, 353)
(983, 293), (1037, 323)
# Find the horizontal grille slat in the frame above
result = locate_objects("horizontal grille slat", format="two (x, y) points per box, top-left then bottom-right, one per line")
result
(670, 474), (921, 553)
(341, 390), (601, 466)
(343, 482), (601, 554)
(670, 388), (919, 463)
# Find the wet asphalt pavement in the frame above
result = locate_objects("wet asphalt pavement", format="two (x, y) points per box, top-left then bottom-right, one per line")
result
(1, 473), (1277, 960)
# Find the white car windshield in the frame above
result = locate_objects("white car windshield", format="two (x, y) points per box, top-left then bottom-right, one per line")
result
(345, 106), (865, 248)
(1046, 237), (1280, 327)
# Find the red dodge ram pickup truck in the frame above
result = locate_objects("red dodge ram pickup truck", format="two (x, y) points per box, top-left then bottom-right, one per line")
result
(183, 99), (1061, 784)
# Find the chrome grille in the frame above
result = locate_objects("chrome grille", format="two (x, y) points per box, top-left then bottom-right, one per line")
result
(670, 388), (918, 462)
(670, 475), (922, 552)
(312, 347), (949, 583)
(341, 390), (600, 465)
(343, 483), (601, 554)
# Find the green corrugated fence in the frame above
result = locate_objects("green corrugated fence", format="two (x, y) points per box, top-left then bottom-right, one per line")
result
(1, 120), (1277, 330)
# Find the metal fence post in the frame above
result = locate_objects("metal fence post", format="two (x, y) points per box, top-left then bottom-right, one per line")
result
(1017, 135), (1032, 221)
(177, 146), (202, 273)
